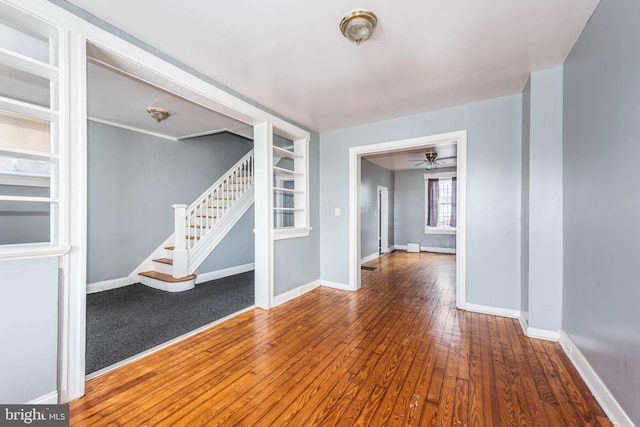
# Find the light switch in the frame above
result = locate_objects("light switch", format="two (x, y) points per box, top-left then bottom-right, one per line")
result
(335, 208), (341, 216)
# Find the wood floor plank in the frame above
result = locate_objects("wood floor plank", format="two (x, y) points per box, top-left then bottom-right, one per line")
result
(70, 251), (611, 426)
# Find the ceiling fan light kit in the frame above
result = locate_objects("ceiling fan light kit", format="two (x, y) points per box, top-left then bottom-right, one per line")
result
(409, 152), (457, 170)
(340, 9), (377, 45)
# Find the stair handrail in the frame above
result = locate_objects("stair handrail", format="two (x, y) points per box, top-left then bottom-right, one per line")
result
(187, 149), (254, 216)
(172, 149), (254, 278)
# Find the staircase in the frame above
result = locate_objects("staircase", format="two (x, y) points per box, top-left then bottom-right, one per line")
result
(138, 150), (254, 292)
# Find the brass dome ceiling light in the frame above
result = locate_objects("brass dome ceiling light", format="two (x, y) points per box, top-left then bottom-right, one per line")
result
(146, 107), (170, 123)
(340, 9), (377, 46)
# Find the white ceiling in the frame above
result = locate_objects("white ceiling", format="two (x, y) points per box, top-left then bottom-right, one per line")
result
(364, 143), (457, 172)
(87, 58), (253, 140)
(70, 0), (600, 132)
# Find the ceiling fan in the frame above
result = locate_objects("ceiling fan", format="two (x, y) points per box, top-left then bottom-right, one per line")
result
(409, 152), (456, 170)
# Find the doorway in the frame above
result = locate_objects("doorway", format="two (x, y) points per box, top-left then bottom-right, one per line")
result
(84, 45), (258, 375)
(348, 130), (467, 309)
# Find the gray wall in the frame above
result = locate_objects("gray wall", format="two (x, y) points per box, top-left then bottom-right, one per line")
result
(394, 168), (457, 250)
(520, 77), (530, 320)
(360, 159), (394, 257)
(196, 207), (254, 274)
(0, 257), (58, 403)
(0, 185), (49, 245)
(274, 131), (321, 295)
(563, 0), (640, 422)
(526, 66), (564, 332)
(88, 121), (254, 283)
(320, 94), (522, 310)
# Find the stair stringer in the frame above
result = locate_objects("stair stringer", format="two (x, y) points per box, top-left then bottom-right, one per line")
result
(128, 233), (175, 281)
(187, 187), (254, 275)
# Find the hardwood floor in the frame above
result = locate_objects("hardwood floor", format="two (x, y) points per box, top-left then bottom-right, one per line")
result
(70, 251), (611, 426)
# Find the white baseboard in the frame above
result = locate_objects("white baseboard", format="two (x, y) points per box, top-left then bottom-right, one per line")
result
(519, 312), (529, 335)
(321, 280), (352, 291)
(518, 312), (559, 341)
(195, 263), (255, 284)
(87, 263), (255, 293)
(28, 390), (58, 404)
(526, 327), (559, 342)
(273, 279), (321, 307)
(465, 303), (520, 319)
(87, 276), (136, 294)
(392, 244), (456, 254)
(421, 246), (456, 254)
(360, 252), (379, 264)
(559, 329), (635, 427)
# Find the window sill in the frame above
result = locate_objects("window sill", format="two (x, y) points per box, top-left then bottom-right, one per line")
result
(0, 243), (71, 261)
(273, 227), (312, 240)
(424, 227), (457, 235)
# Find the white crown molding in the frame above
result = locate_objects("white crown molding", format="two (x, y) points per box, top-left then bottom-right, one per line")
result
(88, 116), (178, 141)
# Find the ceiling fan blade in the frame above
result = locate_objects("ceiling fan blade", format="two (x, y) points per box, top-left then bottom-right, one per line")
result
(410, 161), (428, 166)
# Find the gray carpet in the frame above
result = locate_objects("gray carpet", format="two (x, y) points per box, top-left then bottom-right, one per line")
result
(86, 271), (254, 374)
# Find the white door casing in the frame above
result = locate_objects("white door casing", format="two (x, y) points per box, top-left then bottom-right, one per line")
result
(349, 130), (467, 310)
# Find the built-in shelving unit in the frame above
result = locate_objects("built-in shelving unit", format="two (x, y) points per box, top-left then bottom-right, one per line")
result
(271, 133), (309, 235)
(0, 6), (60, 245)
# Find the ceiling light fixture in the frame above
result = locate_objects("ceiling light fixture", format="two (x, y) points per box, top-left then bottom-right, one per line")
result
(340, 9), (377, 46)
(146, 107), (170, 123)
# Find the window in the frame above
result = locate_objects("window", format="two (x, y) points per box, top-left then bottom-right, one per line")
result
(424, 173), (457, 234)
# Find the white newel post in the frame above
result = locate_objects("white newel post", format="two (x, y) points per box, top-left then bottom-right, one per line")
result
(172, 204), (189, 278)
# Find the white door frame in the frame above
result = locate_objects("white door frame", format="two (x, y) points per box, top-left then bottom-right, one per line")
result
(8, 0), (309, 402)
(348, 130), (467, 310)
(377, 185), (389, 254)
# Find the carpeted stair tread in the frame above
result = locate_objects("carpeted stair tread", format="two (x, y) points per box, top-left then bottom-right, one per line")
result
(139, 271), (196, 282)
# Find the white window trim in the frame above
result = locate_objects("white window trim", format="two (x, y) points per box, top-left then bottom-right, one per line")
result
(423, 171), (457, 234)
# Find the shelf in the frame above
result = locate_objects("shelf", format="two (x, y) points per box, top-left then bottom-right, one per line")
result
(0, 95), (58, 121)
(0, 195), (57, 203)
(0, 47), (58, 80)
(0, 146), (58, 161)
(273, 186), (303, 194)
(272, 145), (302, 159)
(0, 243), (70, 261)
(273, 166), (301, 176)
(273, 207), (303, 211)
